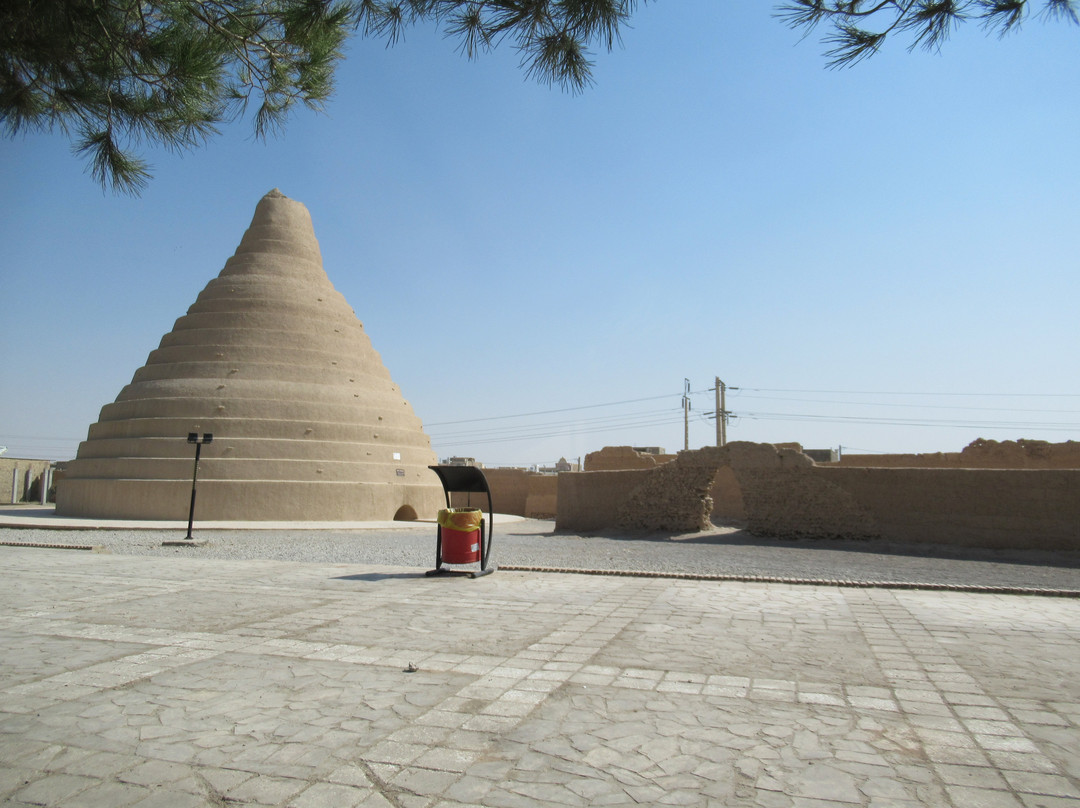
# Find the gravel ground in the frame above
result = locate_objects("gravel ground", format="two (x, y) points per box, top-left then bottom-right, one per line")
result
(3, 520), (1079, 594)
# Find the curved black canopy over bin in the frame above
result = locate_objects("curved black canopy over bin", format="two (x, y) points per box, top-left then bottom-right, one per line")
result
(426, 465), (495, 578)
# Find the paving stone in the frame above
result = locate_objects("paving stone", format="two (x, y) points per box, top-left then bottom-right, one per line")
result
(61, 780), (154, 808)
(1018, 796), (1080, 808)
(985, 752), (1062, 774)
(0, 766), (36, 800)
(1002, 770), (1080, 798)
(934, 763), (1011, 789)
(10, 773), (97, 805)
(2, 548), (1080, 808)
(130, 789), (217, 808)
(225, 774), (307, 804)
(944, 785), (1026, 807)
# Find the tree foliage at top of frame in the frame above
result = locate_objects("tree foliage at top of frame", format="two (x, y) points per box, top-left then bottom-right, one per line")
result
(777, 0), (1077, 68)
(0, 0), (641, 193)
(2, 0), (1076, 194)
(1, 0), (359, 193)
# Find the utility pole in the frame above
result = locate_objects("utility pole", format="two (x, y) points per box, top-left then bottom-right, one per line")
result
(720, 378), (727, 447)
(715, 378), (721, 447)
(714, 377), (729, 447)
(682, 378), (691, 451)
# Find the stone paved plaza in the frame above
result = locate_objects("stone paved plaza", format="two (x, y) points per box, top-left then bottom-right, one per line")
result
(1, 545), (1078, 807)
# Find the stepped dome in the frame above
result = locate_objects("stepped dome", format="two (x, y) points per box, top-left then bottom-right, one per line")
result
(56, 190), (444, 521)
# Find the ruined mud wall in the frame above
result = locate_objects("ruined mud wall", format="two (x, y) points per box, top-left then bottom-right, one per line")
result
(811, 467), (1080, 550)
(524, 474), (558, 519)
(834, 439), (1080, 469)
(617, 463), (717, 532)
(584, 446), (676, 471)
(556, 469), (652, 531)
(559, 445), (801, 533)
(558, 449), (734, 533)
(709, 466), (745, 523)
(450, 468), (558, 518)
(557, 442), (1080, 551)
(720, 444), (1080, 550)
(733, 468), (879, 540)
(686, 444), (817, 527)
(451, 468), (527, 514)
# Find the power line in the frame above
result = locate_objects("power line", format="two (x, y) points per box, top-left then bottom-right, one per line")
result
(729, 394), (1080, 414)
(431, 411), (687, 448)
(9, 383), (1077, 462)
(425, 392), (684, 427)
(430, 407), (678, 442)
(735, 387), (1080, 398)
(737, 410), (1080, 431)
(430, 380), (1080, 451)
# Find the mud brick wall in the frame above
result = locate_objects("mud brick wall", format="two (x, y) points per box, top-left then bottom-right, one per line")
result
(817, 467), (1080, 550)
(524, 474), (558, 518)
(451, 468), (527, 514)
(556, 469), (652, 532)
(617, 463), (717, 532)
(733, 467), (879, 540)
(450, 468), (559, 518)
(834, 439), (1080, 470)
(584, 446), (676, 470)
(555, 442), (1080, 550)
(709, 466), (745, 523)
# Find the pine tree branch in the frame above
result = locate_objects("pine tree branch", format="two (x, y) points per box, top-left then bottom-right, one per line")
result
(4, 0), (1074, 192)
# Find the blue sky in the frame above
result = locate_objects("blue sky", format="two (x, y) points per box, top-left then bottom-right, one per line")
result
(2, 0), (1078, 466)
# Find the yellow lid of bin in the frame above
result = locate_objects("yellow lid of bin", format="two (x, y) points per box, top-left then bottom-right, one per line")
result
(437, 508), (482, 532)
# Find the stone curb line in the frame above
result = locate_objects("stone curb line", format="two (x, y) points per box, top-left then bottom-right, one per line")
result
(2, 543), (1074, 598)
(0, 540), (103, 552)
(498, 564), (1080, 598)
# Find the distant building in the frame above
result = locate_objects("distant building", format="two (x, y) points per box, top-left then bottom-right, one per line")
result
(1, 457), (56, 505)
(538, 457), (579, 473)
(443, 456), (484, 468)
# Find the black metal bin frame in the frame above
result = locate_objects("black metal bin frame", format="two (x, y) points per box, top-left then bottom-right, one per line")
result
(426, 465), (496, 578)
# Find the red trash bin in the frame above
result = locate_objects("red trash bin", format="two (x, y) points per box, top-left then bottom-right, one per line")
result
(437, 508), (482, 564)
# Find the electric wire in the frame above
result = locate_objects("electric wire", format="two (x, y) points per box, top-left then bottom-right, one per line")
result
(730, 394), (1080, 414)
(425, 392), (683, 426)
(428, 385), (1079, 453)
(431, 411), (687, 449)
(737, 410), (1080, 431)
(735, 387), (1080, 397)
(8, 386), (1077, 460)
(431, 406), (679, 442)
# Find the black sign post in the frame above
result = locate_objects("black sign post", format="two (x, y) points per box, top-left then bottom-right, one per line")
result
(185, 433), (213, 540)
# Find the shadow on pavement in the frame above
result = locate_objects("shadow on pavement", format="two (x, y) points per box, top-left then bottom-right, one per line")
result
(332, 571), (427, 581)
(501, 519), (1080, 571)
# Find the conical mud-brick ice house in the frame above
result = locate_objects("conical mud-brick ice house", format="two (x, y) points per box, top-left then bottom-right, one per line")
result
(56, 190), (445, 521)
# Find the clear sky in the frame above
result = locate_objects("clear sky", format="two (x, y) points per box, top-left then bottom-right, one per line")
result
(2, 0), (1078, 467)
